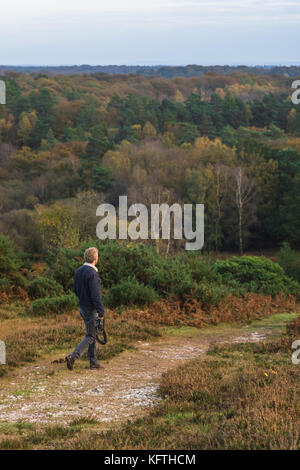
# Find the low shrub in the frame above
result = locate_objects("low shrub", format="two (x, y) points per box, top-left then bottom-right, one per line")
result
(45, 248), (82, 291)
(91, 240), (160, 287)
(28, 294), (77, 316)
(213, 255), (300, 299)
(44, 243), (300, 308)
(147, 256), (195, 299)
(0, 234), (28, 292)
(0, 275), (11, 292)
(105, 276), (159, 309)
(46, 240), (160, 291)
(27, 277), (64, 299)
(194, 282), (231, 307)
(177, 251), (219, 283)
(122, 292), (296, 328)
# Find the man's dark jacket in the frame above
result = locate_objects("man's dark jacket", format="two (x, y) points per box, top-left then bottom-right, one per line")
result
(74, 265), (105, 318)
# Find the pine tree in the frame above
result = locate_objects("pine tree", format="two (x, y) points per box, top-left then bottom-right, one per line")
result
(84, 125), (111, 163)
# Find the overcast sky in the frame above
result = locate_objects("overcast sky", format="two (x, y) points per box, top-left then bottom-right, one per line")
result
(0, 0), (299, 65)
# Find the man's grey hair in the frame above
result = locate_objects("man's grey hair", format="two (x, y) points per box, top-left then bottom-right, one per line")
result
(84, 247), (98, 263)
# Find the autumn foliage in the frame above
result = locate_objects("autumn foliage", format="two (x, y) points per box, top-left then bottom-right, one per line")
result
(118, 293), (296, 328)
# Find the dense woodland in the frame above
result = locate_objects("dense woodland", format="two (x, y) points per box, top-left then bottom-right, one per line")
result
(1, 64), (300, 77)
(0, 70), (299, 256)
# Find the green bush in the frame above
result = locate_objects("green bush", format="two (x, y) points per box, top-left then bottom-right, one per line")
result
(46, 240), (160, 292)
(0, 276), (11, 291)
(173, 273), (197, 302)
(277, 242), (300, 283)
(45, 247), (82, 291)
(105, 276), (159, 309)
(194, 283), (232, 307)
(147, 256), (195, 298)
(0, 234), (27, 290)
(92, 240), (159, 287)
(218, 278), (248, 297)
(27, 277), (64, 299)
(177, 251), (219, 283)
(29, 294), (77, 316)
(213, 255), (300, 299)
(44, 243), (300, 309)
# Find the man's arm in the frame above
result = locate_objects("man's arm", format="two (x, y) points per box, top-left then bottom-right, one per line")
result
(89, 272), (105, 317)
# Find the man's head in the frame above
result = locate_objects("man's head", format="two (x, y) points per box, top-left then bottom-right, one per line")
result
(84, 247), (98, 266)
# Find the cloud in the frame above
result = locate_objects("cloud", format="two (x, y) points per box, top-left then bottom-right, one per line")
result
(2, 0), (300, 21)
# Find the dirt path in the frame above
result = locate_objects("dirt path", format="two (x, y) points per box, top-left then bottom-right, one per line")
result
(0, 321), (276, 428)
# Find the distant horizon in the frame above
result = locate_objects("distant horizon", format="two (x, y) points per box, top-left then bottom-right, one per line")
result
(1, 62), (300, 67)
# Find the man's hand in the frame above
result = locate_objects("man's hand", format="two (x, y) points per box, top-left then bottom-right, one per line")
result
(96, 317), (104, 331)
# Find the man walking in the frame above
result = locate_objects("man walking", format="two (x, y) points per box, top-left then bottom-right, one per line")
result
(66, 247), (105, 370)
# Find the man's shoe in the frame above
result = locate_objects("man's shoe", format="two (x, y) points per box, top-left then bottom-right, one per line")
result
(90, 363), (104, 370)
(65, 355), (75, 371)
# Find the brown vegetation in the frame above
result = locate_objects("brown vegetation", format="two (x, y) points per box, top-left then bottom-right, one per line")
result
(122, 293), (296, 328)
